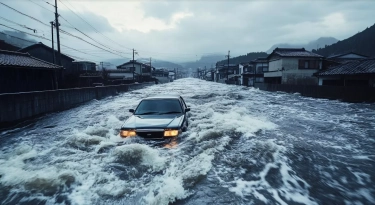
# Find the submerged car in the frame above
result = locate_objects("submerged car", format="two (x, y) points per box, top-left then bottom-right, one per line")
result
(120, 95), (190, 139)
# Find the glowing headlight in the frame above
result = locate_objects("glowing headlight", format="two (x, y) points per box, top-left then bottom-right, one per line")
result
(120, 130), (136, 138)
(164, 130), (179, 137)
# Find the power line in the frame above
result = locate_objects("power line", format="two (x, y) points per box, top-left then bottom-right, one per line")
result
(58, 14), (128, 55)
(0, 16), (37, 33)
(60, 0), (132, 51)
(0, 2), (50, 27)
(27, 0), (54, 13)
(58, 28), (126, 58)
(0, 24), (103, 61)
(1, 2), (129, 58)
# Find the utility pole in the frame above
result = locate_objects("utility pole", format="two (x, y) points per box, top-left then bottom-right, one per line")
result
(54, 0), (61, 66)
(132, 48), (135, 81)
(50, 21), (56, 64)
(225, 50), (230, 81)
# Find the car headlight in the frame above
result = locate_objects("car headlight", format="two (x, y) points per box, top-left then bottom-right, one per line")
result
(120, 130), (136, 138)
(164, 130), (179, 137)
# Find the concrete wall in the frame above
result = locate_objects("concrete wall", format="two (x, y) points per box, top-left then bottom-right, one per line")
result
(0, 83), (153, 128)
(255, 83), (375, 103)
(282, 70), (318, 85)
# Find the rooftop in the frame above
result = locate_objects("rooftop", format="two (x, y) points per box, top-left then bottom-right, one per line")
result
(327, 52), (369, 59)
(315, 58), (375, 76)
(269, 48), (323, 58)
(0, 50), (62, 69)
(18, 42), (75, 61)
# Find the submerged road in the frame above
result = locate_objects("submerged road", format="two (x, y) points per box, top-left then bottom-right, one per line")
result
(0, 78), (374, 205)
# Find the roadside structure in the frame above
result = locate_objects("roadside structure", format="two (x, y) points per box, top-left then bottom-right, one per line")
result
(315, 58), (375, 87)
(264, 48), (323, 85)
(0, 50), (62, 93)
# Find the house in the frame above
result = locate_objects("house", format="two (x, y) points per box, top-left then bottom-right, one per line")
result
(264, 48), (323, 85)
(116, 60), (153, 82)
(0, 50), (62, 93)
(242, 58), (269, 86)
(215, 64), (243, 84)
(18, 42), (75, 74)
(314, 58), (375, 87)
(326, 52), (368, 64)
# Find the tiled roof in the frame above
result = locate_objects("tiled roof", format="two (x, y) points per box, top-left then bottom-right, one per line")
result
(269, 48), (323, 58)
(315, 58), (375, 76)
(0, 50), (62, 69)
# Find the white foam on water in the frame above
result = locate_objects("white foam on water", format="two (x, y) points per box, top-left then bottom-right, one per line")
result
(228, 140), (318, 205)
(1, 78), (374, 205)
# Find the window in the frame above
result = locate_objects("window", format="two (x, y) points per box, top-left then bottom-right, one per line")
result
(135, 99), (183, 114)
(304, 61), (309, 69)
(299, 60), (320, 69)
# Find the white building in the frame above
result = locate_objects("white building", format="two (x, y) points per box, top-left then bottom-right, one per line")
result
(264, 48), (323, 85)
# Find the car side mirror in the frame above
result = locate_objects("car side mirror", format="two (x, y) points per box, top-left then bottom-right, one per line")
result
(129, 109), (134, 113)
(185, 108), (190, 112)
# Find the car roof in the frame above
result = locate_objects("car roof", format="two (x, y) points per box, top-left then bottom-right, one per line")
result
(143, 95), (181, 100)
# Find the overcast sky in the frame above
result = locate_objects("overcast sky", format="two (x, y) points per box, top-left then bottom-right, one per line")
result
(1, 0), (375, 64)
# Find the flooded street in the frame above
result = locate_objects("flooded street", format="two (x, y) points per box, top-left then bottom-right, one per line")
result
(1, 78), (374, 205)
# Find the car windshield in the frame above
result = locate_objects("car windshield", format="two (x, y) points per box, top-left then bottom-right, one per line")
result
(134, 99), (183, 115)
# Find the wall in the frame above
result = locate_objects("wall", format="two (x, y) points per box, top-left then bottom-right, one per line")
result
(269, 59), (282, 72)
(0, 83), (153, 128)
(255, 83), (375, 103)
(281, 58), (298, 71)
(282, 70), (318, 85)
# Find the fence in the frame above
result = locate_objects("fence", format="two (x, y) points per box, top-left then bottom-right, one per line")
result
(0, 83), (154, 128)
(255, 83), (375, 103)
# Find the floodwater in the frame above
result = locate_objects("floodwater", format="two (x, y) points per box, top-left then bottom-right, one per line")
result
(0, 78), (374, 205)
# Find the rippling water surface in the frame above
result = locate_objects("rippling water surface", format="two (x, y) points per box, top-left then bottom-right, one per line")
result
(1, 78), (374, 205)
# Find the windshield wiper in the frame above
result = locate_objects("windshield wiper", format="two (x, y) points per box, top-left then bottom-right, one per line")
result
(160, 111), (182, 114)
(137, 111), (159, 115)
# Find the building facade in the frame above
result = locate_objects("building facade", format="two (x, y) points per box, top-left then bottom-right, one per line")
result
(0, 50), (62, 93)
(264, 48), (323, 85)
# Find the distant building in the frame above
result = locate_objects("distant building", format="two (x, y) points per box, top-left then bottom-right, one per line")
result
(72, 61), (96, 73)
(264, 48), (323, 85)
(0, 50), (62, 93)
(116, 60), (153, 82)
(315, 58), (375, 87)
(242, 58), (269, 86)
(216, 64), (243, 84)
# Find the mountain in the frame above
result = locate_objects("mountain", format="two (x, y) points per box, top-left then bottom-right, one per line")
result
(313, 23), (375, 57)
(0, 30), (37, 49)
(181, 54), (226, 69)
(266, 37), (338, 53)
(216, 52), (268, 65)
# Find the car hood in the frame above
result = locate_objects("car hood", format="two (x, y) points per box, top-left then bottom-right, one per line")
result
(121, 114), (184, 129)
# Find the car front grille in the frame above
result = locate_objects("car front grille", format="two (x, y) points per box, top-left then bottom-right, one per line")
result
(136, 129), (164, 139)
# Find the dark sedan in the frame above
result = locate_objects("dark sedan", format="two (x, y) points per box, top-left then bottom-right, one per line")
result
(120, 95), (190, 139)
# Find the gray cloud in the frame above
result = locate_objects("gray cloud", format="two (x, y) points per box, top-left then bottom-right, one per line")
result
(1, 0), (375, 63)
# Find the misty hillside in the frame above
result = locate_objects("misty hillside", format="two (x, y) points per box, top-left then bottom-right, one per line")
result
(181, 54), (226, 69)
(0, 30), (37, 49)
(216, 52), (268, 65)
(313, 23), (375, 57)
(266, 37), (338, 53)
